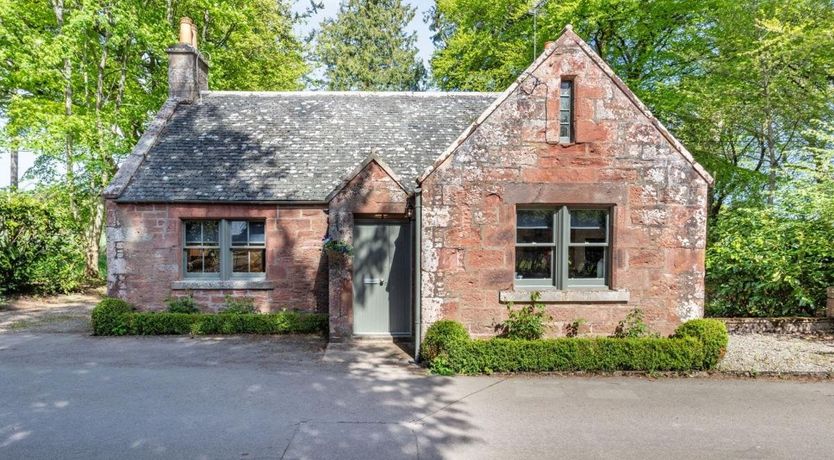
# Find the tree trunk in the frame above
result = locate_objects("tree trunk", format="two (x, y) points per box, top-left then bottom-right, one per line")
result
(52, 0), (78, 219)
(9, 143), (18, 191)
(84, 197), (105, 279)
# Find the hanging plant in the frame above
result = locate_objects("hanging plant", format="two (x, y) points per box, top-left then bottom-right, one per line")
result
(322, 237), (354, 257)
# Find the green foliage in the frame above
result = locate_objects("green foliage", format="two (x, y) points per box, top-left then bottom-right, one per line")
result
(0, 190), (88, 295)
(499, 291), (550, 340)
(322, 238), (354, 256)
(314, 0), (426, 90)
(0, 0), (306, 283)
(91, 297), (135, 336)
(420, 320), (717, 375)
(674, 319), (729, 369)
(613, 309), (658, 338)
(420, 319), (470, 364)
(92, 304), (327, 336)
(221, 295), (257, 314)
(706, 207), (834, 317)
(165, 295), (199, 314)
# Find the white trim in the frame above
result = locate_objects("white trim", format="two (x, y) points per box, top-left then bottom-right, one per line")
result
(500, 289), (629, 303)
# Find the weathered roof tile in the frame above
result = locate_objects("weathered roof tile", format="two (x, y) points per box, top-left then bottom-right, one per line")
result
(118, 91), (497, 202)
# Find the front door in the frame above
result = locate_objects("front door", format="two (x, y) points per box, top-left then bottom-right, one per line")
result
(352, 220), (412, 337)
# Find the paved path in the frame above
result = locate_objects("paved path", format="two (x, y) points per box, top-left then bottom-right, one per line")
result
(1, 333), (834, 459)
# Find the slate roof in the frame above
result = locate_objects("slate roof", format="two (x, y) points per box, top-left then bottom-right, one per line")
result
(115, 91), (498, 202)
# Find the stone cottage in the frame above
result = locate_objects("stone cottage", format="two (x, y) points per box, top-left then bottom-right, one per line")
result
(104, 20), (712, 347)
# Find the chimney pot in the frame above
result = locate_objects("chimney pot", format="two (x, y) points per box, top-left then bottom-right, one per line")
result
(179, 17), (193, 46)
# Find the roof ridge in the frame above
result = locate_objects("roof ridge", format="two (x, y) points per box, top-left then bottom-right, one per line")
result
(200, 90), (502, 97)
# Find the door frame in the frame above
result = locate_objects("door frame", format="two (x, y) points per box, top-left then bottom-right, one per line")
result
(351, 218), (414, 338)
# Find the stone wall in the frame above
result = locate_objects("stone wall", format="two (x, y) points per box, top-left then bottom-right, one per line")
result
(419, 30), (710, 338)
(719, 317), (834, 335)
(106, 200), (328, 312)
(326, 160), (411, 339)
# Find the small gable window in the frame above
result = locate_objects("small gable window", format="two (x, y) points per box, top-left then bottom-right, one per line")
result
(559, 80), (573, 143)
(183, 220), (266, 279)
(515, 206), (610, 289)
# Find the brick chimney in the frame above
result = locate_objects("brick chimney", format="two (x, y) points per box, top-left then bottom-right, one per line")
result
(167, 17), (208, 102)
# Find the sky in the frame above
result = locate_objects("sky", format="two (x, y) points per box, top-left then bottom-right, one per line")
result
(0, 0), (438, 189)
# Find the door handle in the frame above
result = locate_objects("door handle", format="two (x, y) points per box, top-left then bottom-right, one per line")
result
(363, 278), (384, 285)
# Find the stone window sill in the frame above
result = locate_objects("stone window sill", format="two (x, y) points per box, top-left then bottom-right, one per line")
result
(499, 288), (629, 303)
(171, 280), (274, 290)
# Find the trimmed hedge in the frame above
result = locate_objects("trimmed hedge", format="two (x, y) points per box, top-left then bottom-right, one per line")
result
(91, 298), (327, 336)
(421, 319), (728, 375)
(673, 319), (729, 369)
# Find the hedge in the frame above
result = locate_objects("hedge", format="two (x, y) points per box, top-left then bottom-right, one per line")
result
(91, 298), (327, 336)
(420, 319), (728, 375)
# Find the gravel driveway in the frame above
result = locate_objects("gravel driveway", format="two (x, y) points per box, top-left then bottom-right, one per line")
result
(0, 291), (101, 334)
(719, 333), (834, 374)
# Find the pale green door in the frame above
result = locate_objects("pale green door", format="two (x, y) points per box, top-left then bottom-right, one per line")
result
(352, 221), (412, 336)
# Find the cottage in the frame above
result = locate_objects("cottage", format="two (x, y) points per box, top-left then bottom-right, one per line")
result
(104, 21), (712, 347)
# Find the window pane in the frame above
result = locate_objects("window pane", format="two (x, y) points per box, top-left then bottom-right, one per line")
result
(568, 246), (606, 279)
(203, 248), (220, 272)
(559, 110), (570, 124)
(185, 222), (202, 245)
(249, 249), (265, 273)
(249, 222), (265, 245)
(560, 125), (569, 138)
(560, 81), (572, 94)
(515, 247), (552, 280)
(186, 248), (203, 272)
(230, 221), (248, 246)
(517, 210), (553, 243)
(232, 249), (249, 272)
(202, 221), (219, 244)
(570, 210), (607, 243)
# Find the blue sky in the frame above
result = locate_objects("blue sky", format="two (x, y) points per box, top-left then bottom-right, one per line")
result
(0, 0), (437, 189)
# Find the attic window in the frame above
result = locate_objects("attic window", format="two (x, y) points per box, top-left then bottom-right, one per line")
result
(559, 80), (573, 143)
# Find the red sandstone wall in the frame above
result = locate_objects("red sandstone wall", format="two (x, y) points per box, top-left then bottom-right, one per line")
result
(327, 160), (411, 338)
(420, 32), (710, 337)
(105, 201), (328, 312)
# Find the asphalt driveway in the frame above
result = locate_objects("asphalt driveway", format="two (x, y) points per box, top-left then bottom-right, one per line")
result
(1, 333), (834, 459)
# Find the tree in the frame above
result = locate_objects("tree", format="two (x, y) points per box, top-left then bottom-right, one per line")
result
(314, 0), (426, 90)
(0, 0), (306, 282)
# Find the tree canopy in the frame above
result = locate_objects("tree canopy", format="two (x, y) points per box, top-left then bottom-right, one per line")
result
(314, 0), (426, 90)
(0, 0), (306, 281)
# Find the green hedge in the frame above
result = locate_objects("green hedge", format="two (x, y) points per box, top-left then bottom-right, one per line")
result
(91, 298), (327, 336)
(421, 319), (728, 375)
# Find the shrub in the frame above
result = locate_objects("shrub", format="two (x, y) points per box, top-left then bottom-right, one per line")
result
(420, 319), (720, 375)
(499, 291), (550, 340)
(613, 308), (658, 338)
(420, 320), (470, 363)
(674, 319), (729, 369)
(222, 295), (257, 314)
(92, 307), (327, 336)
(165, 295), (199, 314)
(0, 190), (88, 296)
(91, 297), (135, 335)
(706, 207), (834, 317)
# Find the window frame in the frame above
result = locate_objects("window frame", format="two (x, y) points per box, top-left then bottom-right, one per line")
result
(514, 205), (611, 290)
(558, 79), (574, 144)
(228, 220), (266, 280)
(182, 220), (222, 279)
(182, 219), (267, 281)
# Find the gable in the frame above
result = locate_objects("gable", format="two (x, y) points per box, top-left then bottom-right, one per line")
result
(418, 25), (713, 186)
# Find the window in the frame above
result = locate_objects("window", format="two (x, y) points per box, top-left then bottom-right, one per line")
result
(183, 220), (266, 279)
(230, 221), (265, 274)
(184, 221), (220, 275)
(559, 80), (573, 143)
(515, 207), (610, 289)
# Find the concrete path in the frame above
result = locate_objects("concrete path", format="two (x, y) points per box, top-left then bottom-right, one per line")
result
(1, 333), (834, 459)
